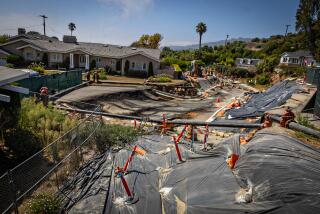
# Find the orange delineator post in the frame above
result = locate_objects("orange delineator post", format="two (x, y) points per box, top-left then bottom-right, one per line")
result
(123, 146), (137, 172)
(173, 136), (183, 162)
(119, 172), (133, 198)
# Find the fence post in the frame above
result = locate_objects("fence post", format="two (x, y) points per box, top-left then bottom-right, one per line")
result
(8, 170), (19, 214)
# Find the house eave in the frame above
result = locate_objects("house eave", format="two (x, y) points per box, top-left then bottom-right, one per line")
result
(16, 44), (45, 51)
(0, 49), (10, 55)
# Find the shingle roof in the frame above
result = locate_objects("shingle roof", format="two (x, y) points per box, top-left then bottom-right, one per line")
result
(281, 50), (313, 58)
(23, 39), (160, 61)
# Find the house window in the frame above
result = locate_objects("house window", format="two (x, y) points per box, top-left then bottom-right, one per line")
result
(283, 57), (287, 62)
(143, 63), (146, 70)
(80, 55), (86, 63)
(132, 62), (135, 68)
(51, 53), (62, 62)
(96, 57), (101, 63)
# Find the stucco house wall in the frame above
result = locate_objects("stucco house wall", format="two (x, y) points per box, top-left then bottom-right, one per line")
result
(95, 57), (116, 71)
(48, 52), (63, 67)
(121, 54), (159, 75)
(22, 47), (43, 62)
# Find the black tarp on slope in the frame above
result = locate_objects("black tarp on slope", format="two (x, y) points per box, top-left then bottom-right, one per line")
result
(62, 131), (320, 214)
(226, 80), (301, 119)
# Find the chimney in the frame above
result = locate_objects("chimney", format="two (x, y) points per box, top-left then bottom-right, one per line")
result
(18, 28), (26, 35)
(63, 35), (77, 43)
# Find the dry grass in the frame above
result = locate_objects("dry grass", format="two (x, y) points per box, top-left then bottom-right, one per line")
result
(294, 131), (320, 148)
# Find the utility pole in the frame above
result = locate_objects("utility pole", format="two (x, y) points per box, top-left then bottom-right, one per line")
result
(39, 15), (48, 36)
(225, 34), (229, 46)
(285, 24), (291, 37)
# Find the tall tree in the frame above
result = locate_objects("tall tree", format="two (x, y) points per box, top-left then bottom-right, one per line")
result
(196, 22), (207, 51)
(0, 34), (10, 44)
(131, 33), (162, 49)
(68, 22), (76, 36)
(149, 33), (163, 49)
(296, 0), (320, 59)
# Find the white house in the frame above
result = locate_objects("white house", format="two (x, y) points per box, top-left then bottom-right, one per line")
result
(0, 30), (160, 75)
(280, 50), (316, 67)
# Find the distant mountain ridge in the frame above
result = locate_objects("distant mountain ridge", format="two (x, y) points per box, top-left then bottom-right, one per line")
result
(163, 38), (252, 50)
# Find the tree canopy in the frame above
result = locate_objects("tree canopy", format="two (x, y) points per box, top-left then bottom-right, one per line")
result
(296, 0), (320, 60)
(131, 33), (163, 49)
(0, 34), (10, 44)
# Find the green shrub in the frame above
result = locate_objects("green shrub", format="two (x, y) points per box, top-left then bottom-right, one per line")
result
(172, 64), (182, 71)
(280, 66), (306, 77)
(5, 63), (14, 68)
(251, 37), (260, 42)
(4, 128), (42, 161)
(94, 124), (140, 152)
(256, 73), (271, 85)
(6, 54), (24, 67)
(25, 193), (62, 214)
(160, 57), (189, 71)
(28, 62), (45, 74)
(90, 59), (96, 70)
(98, 68), (107, 80)
(257, 55), (279, 73)
(148, 74), (172, 83)
(148, 62), (154, 77)
(19, 98), (77, 146)
(42, 53), (48, 67)
(297, 114), (315, 129)
(225, 67), (255, 78)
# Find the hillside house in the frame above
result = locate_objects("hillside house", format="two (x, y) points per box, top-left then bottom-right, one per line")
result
(280, 50), (316, 67)
(235, 58), (261, 71)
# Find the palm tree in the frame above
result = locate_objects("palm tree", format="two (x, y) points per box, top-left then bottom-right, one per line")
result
(68, 22), (76, 36)
(196, 22), (207, 51)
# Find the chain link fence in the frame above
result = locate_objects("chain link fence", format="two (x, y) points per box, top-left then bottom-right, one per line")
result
(0, 105), (101, 214)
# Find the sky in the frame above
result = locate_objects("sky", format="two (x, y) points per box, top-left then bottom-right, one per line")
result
(0, 0), (300, 46)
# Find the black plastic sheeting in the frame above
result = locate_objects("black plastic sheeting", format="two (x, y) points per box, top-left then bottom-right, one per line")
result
(226, 80), (301, 119)
(61, 130), (320, 213)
